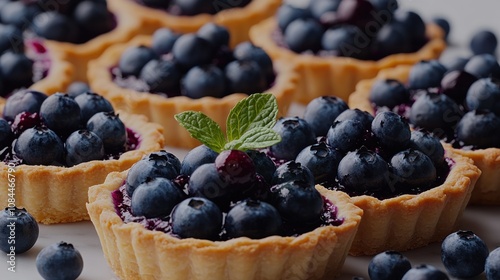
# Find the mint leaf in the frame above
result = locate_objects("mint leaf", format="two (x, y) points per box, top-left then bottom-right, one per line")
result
(174, 111), (226, 153)
(224, 127), (281, 151)
(226, 93), (278, 142)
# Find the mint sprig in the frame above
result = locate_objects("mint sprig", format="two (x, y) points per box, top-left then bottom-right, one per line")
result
(174, 93), (281, 153)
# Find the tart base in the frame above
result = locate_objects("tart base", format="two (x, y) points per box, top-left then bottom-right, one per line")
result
(0, 112), (164, 224)
(87, 171), (363, 280)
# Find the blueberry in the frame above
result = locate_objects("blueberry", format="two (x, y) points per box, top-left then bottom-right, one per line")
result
(31, 11), (79, 43)
(465, 77), (500, 115)
(440, 54), (469, 72)
(0, 2), (40, 29)
(171, 34), (215, 69)
(390, 149), (436, 190)
(36, 241), (83, 280)
(327, 119), (366, 153)
(334, 109), (374, 130)
(0, 24), (23, 54)
(66, 82), (90, 98)
(180, 144), (218, 176)
(0, 207), (38, 254)
(224, 199), (282, 239)
(197, 23), (230, 49)
(225, 60), (267, 95)
(368, 0), (398, 14)
(151, 28), (179, 55)
(393, 10), (426, 46)
(170, 197), (222, 240)
(464, 54), (500, 79)
(409, 91), (463, 132)
(369, 79), (410, 108)
(309, 0), (341, 21)
(276, 4), (311, 32)
(321, 25), (369, 59)
(337, 147), (389, 192)
(187, 163), (230, 206)
(440, 70), (478, 105)
(87, 111), (126, 153)
(408, 60), (447, 90)
(441, 230), (489, 278)
(470, 29), (497, 55)
(455, 110), (500, 149)
(140, 0), (168, 8)
(245, 150), (276, 184)
(371, 111), (411, 151)
(215, 150), (256, 188)
(368, 251), (412, 280)
(331, 0), (377, 29)
(402, 265), (449, 280)
(0, 51), (34, 90)
(409, 130), (445, 167)
(40, 93), (81, 138)
(373, 22), (413, 58)
(170, 0), (215, 16)
(270, 180), (323, 225)
(74, 91), (114, 124)
(303, 96), (349, 137)
(73, 0), (113, 39)
(65, 130), (105, 166)
(270, 117), (316, 161)
(233, 42), (274, 84)
(284, 18), (324, 53)
(140, 59), (182, 93)
(296, 142), (342, 183)
(433, 17), (450, 41)
(118, 46), (158, 77)
(272, 160), (315, 186)
(14, 126), (64, 165)
(2, 90), (47, 121)
(131, 177), (186, 218)
(0, 118), (12, 149)
(486, 247), (500, 280)
(181, 65), (225, 98)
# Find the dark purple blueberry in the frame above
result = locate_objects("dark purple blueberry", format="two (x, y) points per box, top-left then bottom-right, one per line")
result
(271, 160), (315, 186)
(465, 77), (500, 115)
(393, 10), (426, 46)
(326, 119), (366, 153)
(0, 2), (40, 29)
(330, 0), (376, 29)
(303, 96), (349, 137)
(65, 130), (105, 166)
(0, 118), (12, 149)
(409, 91), (463, 132)
(31, 12), (79, 43)
(369, 79), (410, 108)
(441, 230), (489, 278)
(390, 149), (436, 190)
(309, 0), (341, 21)
(455, 110), (500, 149)
(187, 163), (230, 205)
(464, 54), (500, 79)
(66, 82), (90, 98)
(73, 0), (114, 39)
(0, 207), (39, 254)
(14, 126), (64, 165)
(10, 112), (41, 136)
(118, 46), (158, 77)
(140, 0), (169, 8)
(233, 42), (274, 84)
(373, 22), (413, 58)
(245, 150), (276, 184)
(470, 29), (497, 56)
(440, 70), (477, 105)
(408, 60), (447, 90)
(86, 111), (126, 153)
(321, 25), (369, 59)
(402, 265), (449, 280)
(440, 54), (469, 72)
(486, 247), (500, 280)
(295, 142), (342, 183)
(74, 92), (114, 124)
(181, 65), (225, 98)
(432, 17), (450, 41)
(284, 18), (324, 53)
(371, 111), (411, 151)
(140, 59), (182, 93)
(180, 144), (218, 176)
(409, 130), (445, 167)
(197, 23), (230, 49)
(36, 242), (83, 280)
(368, 251), (412, 280)
(270, 180), (323, 225)
(337, 147), (389, 192)
(368, 0), (398, 14)
(39, 93), (81, 138)
(170, 197), (222, 240)
(215, 150), (256, 187)
(171, 34), (215, 69)
(276, 4), (311, 32)
(224, 199), (282, 239)
(0, 24), (23, 54)
(169, 0), (215, 16)
(270, 117), (316, 161)
(151, 28), (179, 55)
(224, 60), (267, 94)
(0, 52), (34, 90)
(334, 108), (374, 130)
(131, 177), (186, 218)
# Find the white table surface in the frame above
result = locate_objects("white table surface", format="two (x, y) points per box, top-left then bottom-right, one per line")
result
(2, 1), (500, 279)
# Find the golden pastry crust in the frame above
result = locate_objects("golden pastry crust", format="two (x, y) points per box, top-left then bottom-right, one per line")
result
(348, 64), (500, 206)
(88, 35), (299, 149)
(249, 18), (447, 104)
(87, 170), (363, 280)
(0, 112), (164, 224)
(116, 0), (281, 48)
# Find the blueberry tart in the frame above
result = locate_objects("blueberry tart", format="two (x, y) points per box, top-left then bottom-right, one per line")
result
(87, 94), (363, 280)
(249, 0), (446, 104)
(88, 25), (298, 149)
(0, 90), (164, 224)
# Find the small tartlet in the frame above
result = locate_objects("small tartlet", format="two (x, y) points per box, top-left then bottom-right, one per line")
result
(0, 112), (164, 224)
(87, 170), (363, 280)
(249, 18), (446, 104)
(348, 64), (499, 205)
(88, 35), (299, 149)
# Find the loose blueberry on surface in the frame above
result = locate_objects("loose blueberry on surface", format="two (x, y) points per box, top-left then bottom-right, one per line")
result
(36, 242), (83, 280)
(14, 126), (64, 165)
(409, 91), (463, 133)
(74, 91), (114, 124)
(151, 28), (179, 55)
(401, 265), (449, 280)
(31, 11), (79, 43)
(0, 118), (12, 148)
(455, 110), (500, 149)
(224, 199), (282, 239)
(327, 119), (366, 153)
(197, 23), (230, 49)
(409, 130), (445, 167)
(390, 149), (436, 189)
(464, 53), (500, 79)
(371, 111), (411, 151)
(470, 29), (497, 55)
(215, 150), (256, 187)
(170, 197), (223, 240)
(0, 207), (38, 254)
(131, 177), (186, 218)
(272, 160), (315, 186)
(284, 18), (323, 53)
(0, 51), (34, 90)
(276, 4), (311, 32)
(140, 59), (182, 93)
(87, 111), (126, 153)
(369, 79), (410, 109)
(440, 70), (477, 105)
(118, 46), (158, 77)
(270, 117), (316, 161)
(465, 77), (500, 115)
(334, 109), (374, 130)
(67, 81), (91, 98)
(303, 96), (349, 137)
(181, 65), (225, 98)
(225, 60), (267, 95)
(368, 251), (412, 280)
(433, 17), (450, 41)
(408, 60), (447, 90)
(40, 93), (81, 138)
(171, 34), (214, 69)
(180, 144), (218, 176)
(441, 230), (489, 278)
(233, 42), (274, 84)
(486, 247), (500, 280)
(65, 130), (105, 166)
(296, 142), (343, 183)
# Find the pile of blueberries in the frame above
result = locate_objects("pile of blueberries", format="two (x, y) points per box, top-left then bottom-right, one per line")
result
(114, 23), (274, 99)
(136, 0), (251, 15)
(0, 89), (132, 166)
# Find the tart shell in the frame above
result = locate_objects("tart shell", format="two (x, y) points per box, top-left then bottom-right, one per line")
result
(249, 18), (446, 104)
(0, 112), (164, 224)
(88, 35), (299, 149)
(87, 171), (363, 280)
